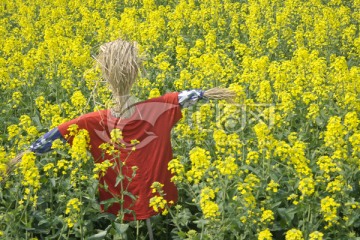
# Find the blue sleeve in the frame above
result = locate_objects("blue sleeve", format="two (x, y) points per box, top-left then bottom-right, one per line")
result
(30, 127), (65, 154)
(178, 89), (205, 108)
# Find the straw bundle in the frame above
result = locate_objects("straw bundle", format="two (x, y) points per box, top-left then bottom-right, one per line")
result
(96, 39), (141, 95)
(1, 150), (29, 184)
(95, 39), (142, 118)
(7, 151), (29, 173)
(204, 87), (236, 103)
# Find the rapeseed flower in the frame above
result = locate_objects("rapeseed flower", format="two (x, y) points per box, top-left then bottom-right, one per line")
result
(309, 231), (323, 240)
(168, 158), (185, 183)
(258, 228), (273, 240)
(65, 198), (82, 228)
(93, 160), (113, 179)
(19, 152), (40, 206)
(298, 177), (315, 199)
(260, 209), (274, 223)
(285, 229), (304, 240)
(69, 128), (90, 162)
(186, 147), (211, 184)
(321, 196), (340, 228)
(266, 180), (279, 193)
(199, 187), (220, 219)
(149, 182), (171, 215)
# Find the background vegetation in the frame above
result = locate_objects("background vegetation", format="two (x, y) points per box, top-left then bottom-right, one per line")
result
(1, 0), (360, 239)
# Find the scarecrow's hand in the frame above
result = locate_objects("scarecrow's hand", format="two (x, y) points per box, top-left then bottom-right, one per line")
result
(30, 127), (65, 154)
(178, 89), (205, 108)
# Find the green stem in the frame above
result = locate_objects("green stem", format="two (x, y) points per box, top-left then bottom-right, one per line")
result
(167, 206), (181, 231)
(222, 177), (228, 222)
(136, 220), (139, 240)
(50, 184), (54, 236)
(200, 220), (205, 240)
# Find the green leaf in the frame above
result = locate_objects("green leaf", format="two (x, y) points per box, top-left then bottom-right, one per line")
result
(347, 214), (360, 227)
(174, 208), (191, 226)
(115, 175), (124, 187)
(38, 219), (49, 226)
(103, 181), (109, 191)
(50, 177), (56, 187)
(177, 231), (187, 238)
(114, 223), (129, 234)
(100, 198), (119, 210)
(123, 190), (137, 201)
(270, 201), (282, 209)
(277, 207), (295, 225)
(194, 219), (209, 228)
(87, 230), (108, 240)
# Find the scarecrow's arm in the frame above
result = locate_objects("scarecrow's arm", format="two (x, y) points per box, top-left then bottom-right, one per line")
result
(178, 89), (205, 108)
(24, 89), (205, 154)
(29, 127), (65, 154)
(3, 128), (64, 179)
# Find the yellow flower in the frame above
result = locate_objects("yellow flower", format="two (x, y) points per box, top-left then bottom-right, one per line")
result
(298, 177), (315, 198)
(0, 163), (7, 181)
(149, 195), (167, 213)
(66, 198), (82, 213)
(7, 124), (20, 141)
(51, 139), (67, 151)
(253, 122), (273, 150)
(93, 160), (113, 178)
(316, 156), (341, 180)
(200, 200), (219, 219)
(324, 116), (346, 155)
(43, 163), (54, 176)
(148, 88), (161, 98)
(266, 180), (279, 193)
(61, 78), (74, 92)
(320, 196), (340, 228)
(69, 128), (90, 162)
(20, 152), (40, 205)
(130, 139), (140, 151)
(306, 103), (320, 121)
(215, 156), (238, 179)
(326, 176), (346, 193)
(258, 228), (273, 240)
(70, 90), (88, 114)
(110, 129), (123, 144)
(287, 194), (299, 205)
(309, 231), (324, 240)
(186, 147), (211, 184)
(168, 158), (185, 183)
(260, 209), (274, 223)
(257, 80), (273, 103)
(11, 91), (22, 108)
(349, 132), (360, 156)
(199, 187), (219, 219)
(149, 182), (169, 214)
(344, 112), (359, 132)
(285, 229), (304, 240)
(246, 151), (260, 165)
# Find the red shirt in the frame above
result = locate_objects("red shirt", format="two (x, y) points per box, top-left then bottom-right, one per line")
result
(58, 92), (182, 220)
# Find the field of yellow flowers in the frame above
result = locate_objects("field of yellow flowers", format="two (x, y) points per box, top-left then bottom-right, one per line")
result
(1, 0), (360, 239)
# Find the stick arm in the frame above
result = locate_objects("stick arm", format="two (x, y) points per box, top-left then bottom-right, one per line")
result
(2, 128), (65, 181)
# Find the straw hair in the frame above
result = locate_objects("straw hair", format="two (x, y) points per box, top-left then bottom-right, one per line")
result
(8, 151), (29, 172)
(95, 39), (142, 118)
(1, 150), (29, 184)
(204, 87), (236, 103)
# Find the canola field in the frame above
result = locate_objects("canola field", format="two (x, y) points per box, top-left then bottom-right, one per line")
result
(1, 0), (360, 239)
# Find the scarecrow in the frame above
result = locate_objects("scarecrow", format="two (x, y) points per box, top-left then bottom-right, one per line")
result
(6, 39), (235, 237)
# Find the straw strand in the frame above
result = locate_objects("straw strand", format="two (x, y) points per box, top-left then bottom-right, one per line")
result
(204, 87), (236, 103)
(1, 150), (29, 184)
